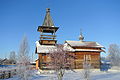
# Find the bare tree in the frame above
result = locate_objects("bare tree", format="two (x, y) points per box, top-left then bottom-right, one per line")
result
(82, 60), (91, 80)
(108, 44), (120, 66)
(9, 51), (16, 64)
(48, 44), (74, 80)
(17, 35), (31, 80)
(0, 58), (2, 65)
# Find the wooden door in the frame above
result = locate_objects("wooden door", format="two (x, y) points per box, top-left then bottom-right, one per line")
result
(84, 54), (91, 63)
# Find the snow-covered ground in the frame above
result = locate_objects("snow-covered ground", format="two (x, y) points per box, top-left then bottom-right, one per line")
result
(4, 69), (120, 80)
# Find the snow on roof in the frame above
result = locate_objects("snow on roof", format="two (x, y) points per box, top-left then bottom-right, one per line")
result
(101, 60), (111, 64)
(65, 40), (104, 48)
(75, 49), (103, 52)
(64, 43), (104, 52)
(64, 43), (75, 52)
(35, 40), (104, 54)
(36, 41), (74, 53)
(36, 41), (56, 53)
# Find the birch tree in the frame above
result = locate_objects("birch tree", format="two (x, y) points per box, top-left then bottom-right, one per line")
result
(108, 44), (120, 66)
(17, 35), (31, 80)
(82, 60), (91, 80)
(48, 44), (74, 80)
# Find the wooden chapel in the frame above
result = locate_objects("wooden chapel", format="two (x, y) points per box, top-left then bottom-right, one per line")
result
(35, 8), (105, 69)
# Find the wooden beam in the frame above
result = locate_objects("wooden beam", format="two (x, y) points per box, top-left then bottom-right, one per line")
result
(41, 35), (56, 37)
(40, 37), (56, 39)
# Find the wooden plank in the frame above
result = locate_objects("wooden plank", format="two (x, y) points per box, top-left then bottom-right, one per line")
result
(40, 40), (56, 45)
(40, 37), (56, 39)
(41, 35), (56, 37)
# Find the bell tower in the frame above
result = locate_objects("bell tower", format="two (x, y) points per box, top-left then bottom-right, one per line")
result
(37, 8), (59, 45)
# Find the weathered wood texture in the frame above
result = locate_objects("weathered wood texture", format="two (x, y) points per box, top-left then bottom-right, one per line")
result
(37, 50), (101, 69)
(35, 59), (39, 69)
(0, 70), (16, 79)
(40, 40), (56, 45)
(72, 52), (100, 69)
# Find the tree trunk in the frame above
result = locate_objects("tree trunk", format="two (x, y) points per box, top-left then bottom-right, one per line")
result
(57, 69), (64, 80)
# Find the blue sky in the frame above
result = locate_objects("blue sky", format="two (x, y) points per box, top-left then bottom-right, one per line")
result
(0, 0), (120, 59)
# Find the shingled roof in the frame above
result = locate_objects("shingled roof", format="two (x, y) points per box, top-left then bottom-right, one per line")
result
(65, 40), (104, 48)
(42, 8), (54, 27)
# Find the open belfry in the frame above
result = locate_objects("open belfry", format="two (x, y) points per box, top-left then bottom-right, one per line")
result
(35, 8), (105, 69)
(35, 8), (59, 69)
(37, 8), (59, 45)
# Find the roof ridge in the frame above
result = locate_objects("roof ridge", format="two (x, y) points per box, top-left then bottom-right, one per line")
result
(66, 40), (96, 42)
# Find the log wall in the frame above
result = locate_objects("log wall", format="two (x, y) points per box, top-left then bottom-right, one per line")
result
(37, 47), (101, 69)
(72, 52), (100, 69)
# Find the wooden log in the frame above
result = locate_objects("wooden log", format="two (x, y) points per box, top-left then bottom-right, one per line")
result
(40, 37), (56, 39)
(41, 35), (56, 37)
(0, 69), (17, 79)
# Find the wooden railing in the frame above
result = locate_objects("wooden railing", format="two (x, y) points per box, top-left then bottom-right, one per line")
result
(0, 68), (16, 79)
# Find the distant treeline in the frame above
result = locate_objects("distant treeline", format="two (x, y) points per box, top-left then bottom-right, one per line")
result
(0, 58), (16, 65)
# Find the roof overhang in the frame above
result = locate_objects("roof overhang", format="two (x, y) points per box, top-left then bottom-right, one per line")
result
(37, 26), (59, 33)
(65, 40), (105, 48)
